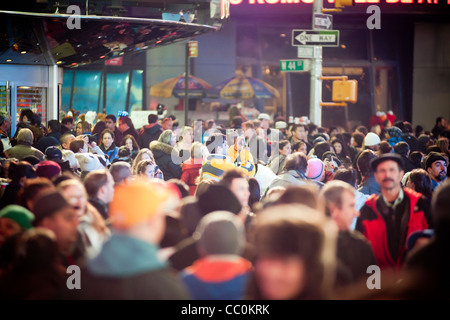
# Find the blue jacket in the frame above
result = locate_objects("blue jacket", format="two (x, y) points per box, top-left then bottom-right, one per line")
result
(358, 176), (381, 196)
(180, 256), (252, 300)
(100, 143), (119, 162)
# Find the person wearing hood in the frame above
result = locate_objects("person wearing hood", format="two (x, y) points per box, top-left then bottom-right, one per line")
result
(150, 130), (182, 181)
(138, 114), (163, 149)
(76, 179), (189, 299)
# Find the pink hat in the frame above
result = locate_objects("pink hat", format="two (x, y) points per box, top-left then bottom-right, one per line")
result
(36, 160), (61, 180)
(307, 158), (324, 182)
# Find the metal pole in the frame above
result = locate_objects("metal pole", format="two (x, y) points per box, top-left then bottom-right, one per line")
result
(309, 0), (323, 126)
(184, 43), (190, 127)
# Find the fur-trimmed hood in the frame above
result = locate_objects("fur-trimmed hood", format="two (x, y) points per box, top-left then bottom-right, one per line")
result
(150, 140), (174, 155)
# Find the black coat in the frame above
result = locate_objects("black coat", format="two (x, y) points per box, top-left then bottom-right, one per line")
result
(138, 124), (163, 149)
(35, 132), (61, 153)
(149, 141), (182, 181)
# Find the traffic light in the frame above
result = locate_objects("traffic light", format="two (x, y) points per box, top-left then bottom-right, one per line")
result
(332, 80), (358, 104)
(335, 0), (354, 9)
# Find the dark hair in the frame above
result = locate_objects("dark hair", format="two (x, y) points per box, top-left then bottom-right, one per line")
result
(415, 125), (424, 138)
(432, 179), (450, 239)
(84, 170), (110, 198)
(220, 168), (247, 190)
(100, 129), (115, 143)
(333, 168), (358, 188)
(118, 146), (130, 158)
(30, 113), (42, 126)
(394, 141), (410, 157)
(408, 169), (433, 200)
(292, 141), (306, 153)
(379, 141), (393, 154)
(168, 179), (190, 198)
(105, 114), (116, 123)
(47, 120), (61, 133)
(120, 134), (139, 151)
(247, 207), (326, 300)
(76, 120), (91, 133)
(426, 145), (442, 155)
(91, 121), (106, 137)
(314, 141), (332, 161)
(403, 122), (413, 134)
(352, 131), (365, 148)
(284, 152), (308, 174)
(69, 140), (85, 153)
(61, 116), (74, 125)
(119, 116), (136, 131)
(274, 185), (319, 209)
(8, 161), (37, 181)
(278, 140), (290, 151)
(232, 116), (243, 128)
(205, 133), (226, 154)
(19, 109), (34, 122)
(330, 137), (351, 159)
(52, 172), (80, 187)
(355, 125), (368, 136)
(357, 150), (377, 178)
(436, 117), (443, 125)
(291, 124), (308, 133)
(148, 114), (158, 124)
(17, 177), (55, 209)
(248, 177), (261, 209)
(409, 151), (424, 169)
(307, 123), (318, 133)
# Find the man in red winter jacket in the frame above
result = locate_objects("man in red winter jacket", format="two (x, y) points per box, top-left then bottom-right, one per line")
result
(356, 153), (432, 271)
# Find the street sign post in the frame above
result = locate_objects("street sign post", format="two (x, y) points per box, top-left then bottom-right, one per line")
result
(297, 46), (322, 59)
(280, 59), (310, 72)
(313, 13), (333, 30)
(292, 30), (340, 47)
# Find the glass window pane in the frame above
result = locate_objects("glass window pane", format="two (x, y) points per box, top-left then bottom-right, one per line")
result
(106, 72), (129, 117)
(129, 70), (143, 112)
(17, 87), (47, 125)
(61, 70), (73, 114)
(72, 70), (101, 115)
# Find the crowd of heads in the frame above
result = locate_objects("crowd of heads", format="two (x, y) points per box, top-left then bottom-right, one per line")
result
(0, 108), (449, 300)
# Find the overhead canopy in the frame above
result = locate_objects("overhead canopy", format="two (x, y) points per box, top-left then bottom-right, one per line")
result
(0, 9), (218, 67)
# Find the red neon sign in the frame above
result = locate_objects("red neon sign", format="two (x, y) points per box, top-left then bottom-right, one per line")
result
(230, 0), (448, 4)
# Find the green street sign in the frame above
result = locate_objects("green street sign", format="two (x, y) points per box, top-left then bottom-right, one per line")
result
(280, 59), (310, 72)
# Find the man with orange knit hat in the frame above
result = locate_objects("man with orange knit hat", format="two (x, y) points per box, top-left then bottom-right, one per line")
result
(78, 179), (190, 299)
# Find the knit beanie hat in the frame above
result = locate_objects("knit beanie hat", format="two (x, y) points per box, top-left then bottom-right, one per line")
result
(109, 179), (180, 229)
(33, 191), (72, 226)
(387, 126), (403, 139)
(36, 160), (61, 180)
(0, 205), (34, 230)
(364, 132), (381, 147)
(194, 211), (245, 256)
(307, 158), (325, 182)
(197, 185), (242, 217)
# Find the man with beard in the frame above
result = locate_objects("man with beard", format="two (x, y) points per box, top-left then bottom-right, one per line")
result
(424, 152), (448, 191)
(356, 153), (432, 272)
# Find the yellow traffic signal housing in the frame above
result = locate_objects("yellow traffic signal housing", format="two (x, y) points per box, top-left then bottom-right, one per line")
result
(335, 0), (354, 8)
(332, 80), (358, 104)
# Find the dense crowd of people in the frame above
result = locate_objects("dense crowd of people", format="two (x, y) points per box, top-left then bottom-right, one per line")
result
(0, 107), (449, 300)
